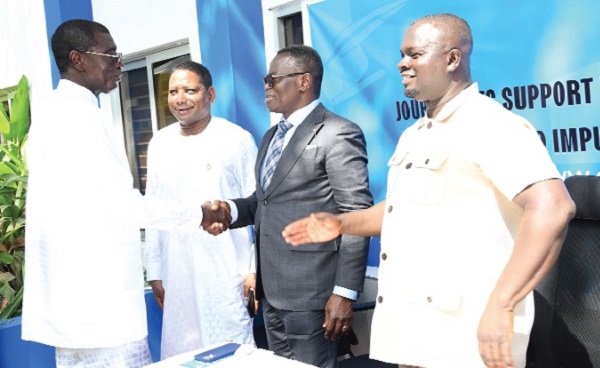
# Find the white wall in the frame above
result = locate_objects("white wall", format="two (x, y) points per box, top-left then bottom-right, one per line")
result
(91, 0), (201, 62)
(0, 0), (201, 95)
(0, 0), (54, 104)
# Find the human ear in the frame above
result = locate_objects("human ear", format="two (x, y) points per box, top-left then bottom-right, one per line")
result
(447, 49), (461, 72)
(208, 86), (216, 103)
(70, 50), (86, 72)
(299, 73), (311, 92)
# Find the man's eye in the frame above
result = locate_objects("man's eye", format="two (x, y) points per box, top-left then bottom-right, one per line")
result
(169, 90), (177, 95)
(186, 89), (197, 94)
(411, 53), (421, 59)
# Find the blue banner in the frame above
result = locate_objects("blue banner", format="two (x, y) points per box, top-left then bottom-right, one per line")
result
(309, 0), (600, 265)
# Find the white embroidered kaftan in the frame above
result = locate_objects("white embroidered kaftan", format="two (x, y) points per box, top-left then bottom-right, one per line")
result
(144, 117), (257, 359)
(23, 80), (147, 349)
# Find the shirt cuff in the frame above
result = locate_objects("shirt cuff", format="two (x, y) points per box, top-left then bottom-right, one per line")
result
(333, 286), (358, 301)
(145, 263), (162, 281)
(226, 200), (238, 223)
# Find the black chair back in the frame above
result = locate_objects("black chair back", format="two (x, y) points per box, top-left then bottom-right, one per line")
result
(527, 175), (600, 368)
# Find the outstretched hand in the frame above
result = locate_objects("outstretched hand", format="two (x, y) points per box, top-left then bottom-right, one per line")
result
(200, 200), (231, 235)
(282, 212), (342, 245)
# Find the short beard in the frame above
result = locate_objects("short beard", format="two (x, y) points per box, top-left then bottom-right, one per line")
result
(404, 87), (418, 99)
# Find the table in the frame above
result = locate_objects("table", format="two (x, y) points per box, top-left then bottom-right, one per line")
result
(144, 343), (316, 368)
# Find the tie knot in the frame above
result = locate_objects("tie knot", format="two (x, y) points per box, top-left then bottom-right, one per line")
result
(278, 119), (292, 133)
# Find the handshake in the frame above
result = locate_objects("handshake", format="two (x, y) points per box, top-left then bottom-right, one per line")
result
(201, 200), (232, 235)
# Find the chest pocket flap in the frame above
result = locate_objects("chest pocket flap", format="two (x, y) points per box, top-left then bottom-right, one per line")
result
(396, 148), (450, 206)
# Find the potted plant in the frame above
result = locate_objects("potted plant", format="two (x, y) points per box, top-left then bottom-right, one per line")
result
(0, 75), (29, 321)
(0, 76), (54, 368)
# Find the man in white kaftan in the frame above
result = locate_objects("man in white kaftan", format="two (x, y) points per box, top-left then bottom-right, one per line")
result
(23, 20), (152, 367)
(144, 61), (257, 359)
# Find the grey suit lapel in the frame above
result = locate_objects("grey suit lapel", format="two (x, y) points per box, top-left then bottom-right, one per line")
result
(264, 104), (326, 196)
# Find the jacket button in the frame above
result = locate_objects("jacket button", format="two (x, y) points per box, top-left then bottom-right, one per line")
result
(381, 253), (387, 260)
(427, 296), (432, 303)
(405, 162), (412, 169)
(387, 205), (393, 213)
(263, 200), (268, 205)
(378, 296), (383, 303)
(427, 121), (433, 129)
(425, 158), (430, 164)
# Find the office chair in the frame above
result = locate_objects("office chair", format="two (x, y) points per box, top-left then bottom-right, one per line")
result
(526, 175), (600, 367)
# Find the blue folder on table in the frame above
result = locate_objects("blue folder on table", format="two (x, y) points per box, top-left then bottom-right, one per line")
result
(192, 343), (240, 364)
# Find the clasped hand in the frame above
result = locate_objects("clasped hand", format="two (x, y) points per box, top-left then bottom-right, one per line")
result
(200, 200), (231, 235)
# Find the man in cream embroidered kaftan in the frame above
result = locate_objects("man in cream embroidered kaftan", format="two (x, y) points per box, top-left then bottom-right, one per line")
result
(144, 61), (257, 359)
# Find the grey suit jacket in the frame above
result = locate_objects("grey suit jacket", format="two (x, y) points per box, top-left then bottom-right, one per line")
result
(232, 103), (373, 311)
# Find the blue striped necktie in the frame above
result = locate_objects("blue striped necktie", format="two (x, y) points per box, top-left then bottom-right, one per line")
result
(261, 118), (292, 191)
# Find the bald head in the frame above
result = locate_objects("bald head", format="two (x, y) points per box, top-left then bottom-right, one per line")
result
(411, 13), (473, 62)
(398, 13), (474, 117)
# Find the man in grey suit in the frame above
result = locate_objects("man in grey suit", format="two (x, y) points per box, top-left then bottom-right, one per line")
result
(205, 45), (372, 368)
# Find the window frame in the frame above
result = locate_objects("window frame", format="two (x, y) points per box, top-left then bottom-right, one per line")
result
(262, 0), (323, 63)
(261, 0), (323, 127)
(109, 41), (190, 191)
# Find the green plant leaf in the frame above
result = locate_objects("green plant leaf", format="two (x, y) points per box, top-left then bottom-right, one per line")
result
(0, 101), (9, 135)
(0, 76), (28, 319)
(0, 145), (25, 172)
(0, 282), (15, 305)
(5, 76), (30, 141)
(5, 220), (25, 239)
(0, 165), (15, 175)
(0, 284), (22, 320)
(0, 174), (27, 190)
(0, 251), (13, 264)
(0, 270), (15, 282)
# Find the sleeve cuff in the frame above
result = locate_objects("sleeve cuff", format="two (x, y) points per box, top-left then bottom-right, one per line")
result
(145, 263), (162, 281)
(333, 285), (358, 301)
(226, 200), (239, 223)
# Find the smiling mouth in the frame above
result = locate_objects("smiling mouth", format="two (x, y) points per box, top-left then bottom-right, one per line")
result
(175, 105), (192, 112)
(401, 75), (415, 84)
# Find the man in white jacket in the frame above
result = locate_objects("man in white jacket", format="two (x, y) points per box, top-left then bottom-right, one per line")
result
(282, 13), (575, 368)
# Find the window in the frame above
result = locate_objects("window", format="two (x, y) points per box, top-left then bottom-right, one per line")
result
(112, 42), (190, 193)
(281, 12), (303, 46)
(262, 0), (322, 125)
(262, 0), (324, 49)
